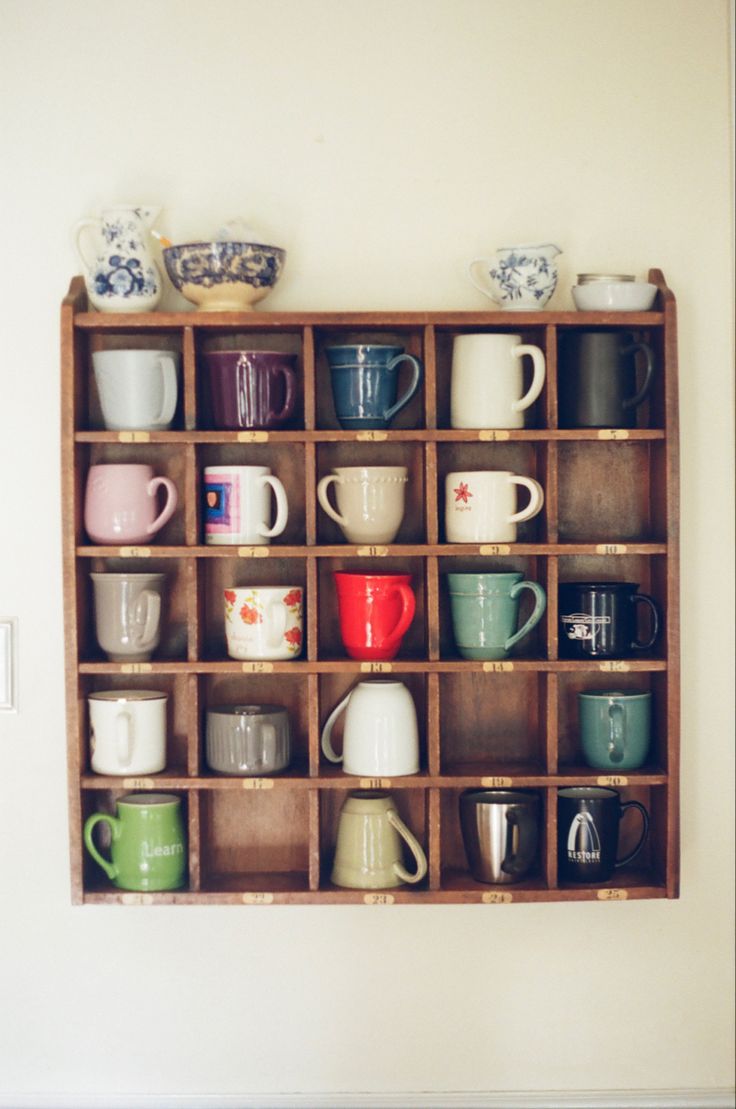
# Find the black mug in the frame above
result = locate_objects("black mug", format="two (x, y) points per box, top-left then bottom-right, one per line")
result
(559, 581), (659, 659)
(557, 786), (649, 883)
(558, 330), (655, 428)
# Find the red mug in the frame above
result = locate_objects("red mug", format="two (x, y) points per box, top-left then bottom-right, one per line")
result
(334, 572), (416, 661)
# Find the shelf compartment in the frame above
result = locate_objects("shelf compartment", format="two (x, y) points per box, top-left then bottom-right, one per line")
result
(557, 440), (667, 543)
(77, 329), (185, 432)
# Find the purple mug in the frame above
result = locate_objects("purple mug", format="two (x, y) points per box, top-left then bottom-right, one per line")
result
(203, 350), (297, 430)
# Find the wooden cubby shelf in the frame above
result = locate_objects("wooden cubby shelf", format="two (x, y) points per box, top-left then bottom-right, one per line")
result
(62, 269), (680, 906)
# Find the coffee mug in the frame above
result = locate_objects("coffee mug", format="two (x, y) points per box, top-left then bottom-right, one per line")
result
(91, 572), (164, 661)
(317, 466), (408, 544)
(203, 465), (288, 545)
(557, 786), (649, 883)
(334, 572), (415, 661)
(206, 704), (291, 775)
(447, 572), (546, 660)
(559, 581), (659, 659)
(84, 463), (178, 545)
(83, 792), (186, 891)
(459, 789), (541, 884)
(578, 690), (652, 770)
(321, 680), (419, 776)
(203, 350), (297, 430)
(326, 345), (423, 429)
(224, 586), (303, 660)
(450, 333), (546, 429)
(559, 330), (655, 428)
(445, 470), (544, 543)
(88, 689), (167, 775)
(92, 349), (179, 431)
(331, 791), (427, 889)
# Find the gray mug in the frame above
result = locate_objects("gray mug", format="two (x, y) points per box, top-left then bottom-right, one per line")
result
(91, 572), (164, 662)
(206, 704), (291, 775)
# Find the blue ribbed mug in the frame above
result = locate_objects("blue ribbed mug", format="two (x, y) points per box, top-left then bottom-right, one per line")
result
(326, 344), (422, 429)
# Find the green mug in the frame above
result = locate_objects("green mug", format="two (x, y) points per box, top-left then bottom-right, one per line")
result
(83, 792), (186, 891)
(447, 572), (546, 660)
(578, 691), (651, 770)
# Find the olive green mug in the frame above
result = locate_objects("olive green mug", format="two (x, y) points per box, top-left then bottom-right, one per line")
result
(83, 792), (186, 891)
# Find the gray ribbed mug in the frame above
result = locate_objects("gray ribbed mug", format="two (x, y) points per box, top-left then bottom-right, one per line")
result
(205, 705), (291, 776)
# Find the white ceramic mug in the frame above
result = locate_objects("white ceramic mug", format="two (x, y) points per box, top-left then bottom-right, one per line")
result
(88, 690), (167, 775)
(445, 470), (544, 543)
(204, 465), (288, 545)
(317, 466), (408, 544)
(450, 334), (546, 429)
(321, 680), (420, 776)
(92, 349), (179, 430)
(224, 585), (303, 660)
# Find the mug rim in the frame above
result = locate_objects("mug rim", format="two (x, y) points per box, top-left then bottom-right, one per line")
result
(560, 581), (639, 590)
(578, 690), (652, 700)
(558, 786), (618, 800)
(90, 572), (165, 581)
(207, 703), (287, 716)
(93, 348), (177, 358)
(118, 792), (180, 807)
(89, 689), (167, 702)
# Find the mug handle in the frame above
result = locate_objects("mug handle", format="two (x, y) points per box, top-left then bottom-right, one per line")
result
(154, 355), (178, 427)
(501, 806), (538, 877)
(507, 476), (545, 525)
(83, 813), (121, 881)
(631, 593), (660, 651)
(621, 341), (655, 411)
(387, 810), (428, 884)
(115, 710), (134, 769)
(257, 475), (288, 539)
(267, 366), (297, 424)
(266, 600), (288, 649)
(467, 258), (498, 302)
(320, 690), (352, 764)
(131, 589), (161, 649)
(504, 579), (547, 653)
(608, 703), (626, 764)
(145, 476), (178, 536)
(72, 219), (100, 271)
(316, 475), (349, 529)
(382, 354), (423, 423)
(511, 345), (546, 413)
(615, 801), (650, 867)
(380, 583), (416, 652)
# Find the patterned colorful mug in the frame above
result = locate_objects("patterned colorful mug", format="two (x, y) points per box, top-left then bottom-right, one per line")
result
(224, 586), (303, 661)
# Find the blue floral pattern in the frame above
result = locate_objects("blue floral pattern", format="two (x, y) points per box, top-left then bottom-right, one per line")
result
(489, 251), (558, 305)
(80, 210), (161, 309)
(163, 242), (285, 290)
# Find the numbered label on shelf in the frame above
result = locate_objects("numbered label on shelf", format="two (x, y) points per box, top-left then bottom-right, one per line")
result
(120, 893), (154, 905)
(242, 892), (274, 905)
(481, 776), (513, 788)
(597, 888), (629, 901)
(237, 431), (269, 443)
(117, 431), (151, 443)
(479, 545), (511, 556)
(241, 662), (274, 673)
(242, 779), (275, 790)
(482, 661), (514, 673)
(597, 775), (629, 787)
(596, 544), (628, 555)
(481, 891), (513, 904)
(237, 546), (270, 558)
(360, 662), (393, 673)
(356, 430), (388, 442)
(599, 661), (630, 673)
(123, 777), (155, 790)
(363, 893), (395, 905)
(597, 429), (630, 440)
(356, 546), (389, 557)
(119, 547), (152, 558)
(359, 778), (392, 789)
(477, 430), (510, 442)
(121, 663), (153, 674)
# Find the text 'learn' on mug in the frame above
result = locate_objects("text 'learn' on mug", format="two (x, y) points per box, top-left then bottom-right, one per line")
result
(83, 792), (186, 892)
(445, 470), (544, 543)
(451, 333), (546, 430)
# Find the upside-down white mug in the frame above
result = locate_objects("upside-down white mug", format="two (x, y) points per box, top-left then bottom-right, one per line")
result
(92, 349), (179, 431)
(204, 465), (288, 545)
(321, 680), (420, 776)
(450, 333), (546, 429)
(88, 690), (167, 775)
(445, 470), (544, 543)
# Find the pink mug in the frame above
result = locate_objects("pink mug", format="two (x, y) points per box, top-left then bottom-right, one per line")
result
(84, 464), (178, 544)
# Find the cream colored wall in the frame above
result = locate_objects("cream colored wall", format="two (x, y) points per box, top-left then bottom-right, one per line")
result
(0, 0), (733, 1100)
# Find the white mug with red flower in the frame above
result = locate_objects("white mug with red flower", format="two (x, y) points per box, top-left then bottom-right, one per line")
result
(224, 586), (303, 660)
(445, 470), (544, 543)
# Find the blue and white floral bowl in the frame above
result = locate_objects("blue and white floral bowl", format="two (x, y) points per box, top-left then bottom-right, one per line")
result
(468, 243), (561, 311)
(163, 241), (286, 311)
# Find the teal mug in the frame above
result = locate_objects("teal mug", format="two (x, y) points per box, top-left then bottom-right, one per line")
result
(447, 572), (546, 660)
(578, 690), (651, 770)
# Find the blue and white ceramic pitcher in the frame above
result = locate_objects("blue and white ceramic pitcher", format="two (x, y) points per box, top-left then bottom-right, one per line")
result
(468, 243), (562, 310)
(73, 206), (162, 312)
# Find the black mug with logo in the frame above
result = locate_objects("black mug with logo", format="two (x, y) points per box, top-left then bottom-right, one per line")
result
(559, 581), (659, 659)
(557, 786), (649, 883)
(558, 330), (655, 429)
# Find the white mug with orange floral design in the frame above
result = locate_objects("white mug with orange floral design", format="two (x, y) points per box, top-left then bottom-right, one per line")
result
(445, 470), (544, 543)
(224, 586), (303, 660)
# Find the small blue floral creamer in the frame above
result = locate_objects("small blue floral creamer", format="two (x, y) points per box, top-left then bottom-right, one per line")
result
(74, 206), (162, 312)
(469, 243), (562, 310)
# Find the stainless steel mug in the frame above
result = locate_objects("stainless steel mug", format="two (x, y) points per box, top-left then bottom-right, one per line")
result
(459, 789), (540, 884)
